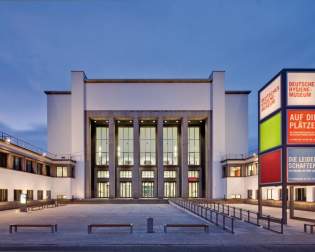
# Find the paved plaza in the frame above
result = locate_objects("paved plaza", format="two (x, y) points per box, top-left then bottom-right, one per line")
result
(0, 203), (314, 251)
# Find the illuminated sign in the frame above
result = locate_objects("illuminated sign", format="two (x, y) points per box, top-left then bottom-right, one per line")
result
(288, 147), (315, 183)
(287, 72), (315, 106)
(259, 76), (281, 119)
(260, 112), (281, 152)
(260, 149), (282, 184)
(287, 110), (315, 144)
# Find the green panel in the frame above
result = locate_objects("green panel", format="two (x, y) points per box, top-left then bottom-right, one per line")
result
(260, 112), (282, 152)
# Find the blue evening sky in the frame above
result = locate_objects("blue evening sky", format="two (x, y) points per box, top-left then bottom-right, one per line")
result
(0, 0), (315, 152)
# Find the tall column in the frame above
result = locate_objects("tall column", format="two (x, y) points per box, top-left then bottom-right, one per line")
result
(181, 117), (189, 198)
(132, 118), (140, 199)
(205, 113), (212, 199)
(109, 118), (116, 198)
(157, 117), (164, 199)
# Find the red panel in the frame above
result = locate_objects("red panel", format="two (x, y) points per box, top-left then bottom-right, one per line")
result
(260, 149), (282, 184)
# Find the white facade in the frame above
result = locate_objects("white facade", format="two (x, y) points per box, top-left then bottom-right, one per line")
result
(45, 70), (250, 199)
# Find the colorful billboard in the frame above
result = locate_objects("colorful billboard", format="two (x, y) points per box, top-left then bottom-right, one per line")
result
(287, 72), (315, 106)
(260, 76), (281, 119)
(287, 147), (315, 183)
(260, 112), (281, 152)
(287, 110), (315, 144)
(260, 149), (282, 184)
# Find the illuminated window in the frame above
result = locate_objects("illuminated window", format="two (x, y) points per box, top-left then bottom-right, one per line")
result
(97, 182), (109, 198)
(188, 170), (199, 179)
(188, 127), (200, 165)
(246, 163), (257, 176)
(164, 170), (176, 178)
(97, 170), (109, 178)
(96, 127), (109, 166)
(118, 127), (134, 165)
(120, 170), (132, 178)
(163, 127), (178, 165)
(120, 182), (132, 198)
(229, 166), (241, 177)
(140, 127), (156, 165)
(189, 182), (199, 198)
(13, 189), (22, 201)
(164, 182), (176, 197)
(0, 189), (8, 202)
(27, 190), (33, 200)
(142, 182), (154, 197)
(142, 171), (154, 178)
(37, 190), (43, 200)
(56, 166), (68, 177)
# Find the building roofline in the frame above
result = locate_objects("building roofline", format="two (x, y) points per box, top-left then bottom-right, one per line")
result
(84, 79), (211, 84)
(225, 90), (251, 95)
(44, 91), (71, 95)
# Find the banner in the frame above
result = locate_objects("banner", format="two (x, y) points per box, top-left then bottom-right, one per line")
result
(287, 110), (315, 144)
(260, 149), (282, 184)
(260, 112), (281, 152)
(287, 72), (315, 106)
(288, 147), (315, 183)
(260, 76), (281, 119)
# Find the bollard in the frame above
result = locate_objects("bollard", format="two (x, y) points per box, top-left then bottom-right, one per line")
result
(147, 217), (154, 233)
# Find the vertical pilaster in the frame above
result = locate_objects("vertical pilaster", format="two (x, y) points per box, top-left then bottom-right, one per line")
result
(157, 117), (164, 199)
(181, 117), (189, 198)
(132, 118), (140, 198)
(7, 153), (13, 169)
(109, 118), (116, 198)
(205, 113), (212, 199)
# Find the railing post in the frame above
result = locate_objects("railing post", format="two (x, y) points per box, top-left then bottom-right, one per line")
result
(247, 210), (250, 222)
(267, 215), (270, 230)
(227, 205), (230, 215)
(233, 207), (235, 217)
(223, 215), (226, 230)
(256, 213), (259, 226)
(240, 208), (243, 220)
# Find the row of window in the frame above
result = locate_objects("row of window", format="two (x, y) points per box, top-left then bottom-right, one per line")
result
(96, 181), (200, 198)
(95, 126), (202, 167)
(96, 170), (200, 180)
(223, 163), (258, 177)
(0, 189), (51, 202)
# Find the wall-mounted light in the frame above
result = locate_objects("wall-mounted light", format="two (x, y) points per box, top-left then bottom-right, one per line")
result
(141, 120), (144, 123)
(153, 120), (156, 123)
(176, 120), (179, 123)
(129, 120), (133, 123)
(5, 137), (11, 144)
(42, 152), (47, 157)
(117, 120), (120, 123)
(164, 120), (168, 123)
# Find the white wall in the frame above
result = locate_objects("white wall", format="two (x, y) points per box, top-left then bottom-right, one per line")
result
(211, 72), (226, 199)
(47, 94), (71, 156)
(226, 176), (258, 199)
(225, 94), (249, 155)
(85, 82), (211, 111)
(0, 168), (72, 201)
(70, 71), (86, 199)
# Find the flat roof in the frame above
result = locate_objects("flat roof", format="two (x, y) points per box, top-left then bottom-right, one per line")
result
(225, 90), (251, 95)
(44, 91), (71, 95)
(84, 79), (211, 83)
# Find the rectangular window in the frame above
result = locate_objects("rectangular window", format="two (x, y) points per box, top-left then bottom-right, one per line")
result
(46, 190), (51, 200)
(142, 182), (154, 198)
(120, 170), (132, 178)
(188, 127), (200, 165)
(229, 166), (241, 177)
(163, 127), (178, 165)
(0, 189), (8, 202)
(164, 170), (176, 178)
(267, 189), (273, 200)
(141, 170), (154, 178)
(14, 189), (22, 201)
(27, 190), (33, 200)
(188, 182), (199, 198)
(0, 152), (7, 168)
(118, 127), (134, 166)
(37, 190), (43, 200)
(37, 163), (43, 175)
(96, 127), (109, 166)
(188, 170), (199, 180)
(97, 182), (109, 198)
(246, 163), (257, 176)
(13, 157), (22, 171)
(46, 165), (51, 176)
(26, 160), (33, 173)
(164, 182), (176, 198)
(140, 127), (156, 166)
(295, 188), (306, 201)
(56, 166), (68, 177)
(97, 170), (109, 178)
(247, 190), (253, 199)
(120, 182), (132, 198)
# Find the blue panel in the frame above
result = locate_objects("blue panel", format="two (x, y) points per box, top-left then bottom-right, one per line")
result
(288, 147), (315, 183)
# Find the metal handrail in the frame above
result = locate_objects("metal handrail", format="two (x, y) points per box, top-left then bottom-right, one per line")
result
(170, 199), (234, 234)
(200, 201), (283, 234)
(0, 131), (72, 160)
